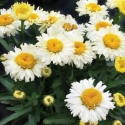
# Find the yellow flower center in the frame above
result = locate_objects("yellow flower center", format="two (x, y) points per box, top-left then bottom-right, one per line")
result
(29, 13), (39, 20)
(13, 2), (33, 20)
(103, 34), (120, 49)
(16, 8), (29, 15)
(74, 42), (86, 55)
(45, 16), (57, 24)
(118, 59), (125, 68)
(63, 23), (78, 31)
(0, 14), (14, 26)
(95, 21), (111, 30)
(46, 38), (63, 53)
(81, 88), (102, 109)
(86, 3), (101, 12)
(15, 53), (36, 69)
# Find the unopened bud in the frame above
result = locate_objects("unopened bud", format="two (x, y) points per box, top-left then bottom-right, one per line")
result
(0, 54), (6, 61)
(42, 67), (52, 78)
(13, 90), (26, 100)
(43, 95), (54, 107)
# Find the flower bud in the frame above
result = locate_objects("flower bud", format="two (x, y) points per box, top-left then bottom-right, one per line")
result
(0, 54), (6, 61)
(113, 92), (125, 107)
(43, 95), (54, 107)
(42, 67), (52, 78)
(13, 90), (26, 100)
(113, 120), (122, 125)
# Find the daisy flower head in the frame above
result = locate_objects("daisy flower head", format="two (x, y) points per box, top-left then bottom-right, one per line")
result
(76, 0), (108, 17)
(85, 14), (115, 40)
(39, 10), (65, 33)
(0, 8), (21, 37)
(47, 15), (85, 36)
(24, 7), (48, 29)
(68, 33), (96, 69)
(2, 43), (47, 82)
(92, 25), (125, 61)
(113, 92), (125, 107)
(65, 78), (115, 124)
(12, 2), (34, 20)
(106, 0), (118, 9)
(115, 56), (125, 73)
(36, 31), (74, 66)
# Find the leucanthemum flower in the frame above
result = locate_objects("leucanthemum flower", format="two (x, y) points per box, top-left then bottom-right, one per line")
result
(113, 93), (125, 107)
(115, 56), (125, 73)
(68, 33), (96, 69)
(2, 43), (47, 82)
(106, 0), (118, 9)
(92, 25), (125, 61)
(47, 15), (85, 36)
(76, 0), (108, 17)
(12, 2), (34, 20)
(65, 78), (115, 124)
(85, 14), (116, 40)
(24, 7), (48, 29)
(113, 120), (122, 125)
(36, 32), (74, 66)
(0, 8), (20, 37)
(39, 10), (65, 33)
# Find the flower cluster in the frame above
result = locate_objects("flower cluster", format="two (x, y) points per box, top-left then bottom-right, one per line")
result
(0, 0), (125, 125)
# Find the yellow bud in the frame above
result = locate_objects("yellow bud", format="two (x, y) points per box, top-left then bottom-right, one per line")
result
(42, 67), (52, 78)
(0, 54), (7, 61)
(43, 95), (54, 107)
(13, 90), (26, 100)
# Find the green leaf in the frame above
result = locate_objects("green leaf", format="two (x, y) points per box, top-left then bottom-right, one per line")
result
(0, 77), (14, 91)
(0, 92), (15, 101)
(0, 38), (13, 51)
(43, 113), (76, 124)
(0, 107), (31, 125)
(35, 109), (40, 122)
(28, 114), (36, 125)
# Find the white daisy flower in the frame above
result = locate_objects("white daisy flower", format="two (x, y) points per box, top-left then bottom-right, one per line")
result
(76, 0), (108, 17)
(85, 14), (115, 40)
(91, 25), (125, 61)
(47, 14), (85, 36)
(106, 0), (118, 9)
(36, 31), (74, 66)
(65, 78), (115, 124)
(39, 10), (65, 33)
(0, 8), (21, 37)
(2, 43), (47, 82)
(24, 7), (48, 29)
(68, 33), (96, 69)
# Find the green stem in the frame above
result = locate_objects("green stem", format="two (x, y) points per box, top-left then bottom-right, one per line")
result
(21, 20), (25, 44)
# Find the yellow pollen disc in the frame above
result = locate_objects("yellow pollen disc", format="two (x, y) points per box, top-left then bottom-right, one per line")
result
(72, 24), (78, 30)
(118, 95), (124, 103)
(29, 13), (39, 20)
(63, 23), (72, 31)
(118, 59), (125, 68)
(0, 14), (14, 26)
(103, 33), (120, 49)
(81, 88), (102, 109)
(95, 21), (111, 30)
(47, 39), (63, 53)
(86, 3), (101, 12)
(45, 16), (57, 24)
(15, 53), (36, 69)
(74, 42), (86, 55)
